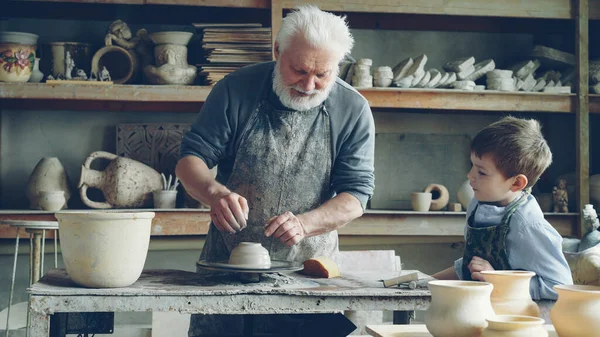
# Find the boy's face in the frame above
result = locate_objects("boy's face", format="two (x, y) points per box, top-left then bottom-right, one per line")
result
(467, 152), (519, 206)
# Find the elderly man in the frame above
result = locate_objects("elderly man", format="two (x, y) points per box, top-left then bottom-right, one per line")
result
(176, 5), (375, 336)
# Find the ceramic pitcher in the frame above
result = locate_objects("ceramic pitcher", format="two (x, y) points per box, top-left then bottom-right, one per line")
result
(481, 270), (540, 317)
(425, 280), (495, 337)
(79, 151), (163, 208)
(551, 284), (600, 336)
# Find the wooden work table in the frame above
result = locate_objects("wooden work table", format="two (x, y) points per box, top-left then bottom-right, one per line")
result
(27, 269), (430, 337)
(366, 324), (558, 337)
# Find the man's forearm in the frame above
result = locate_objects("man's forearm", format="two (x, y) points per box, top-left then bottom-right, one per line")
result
(299, 192), (364, 237)
(175, 156), (229, 206)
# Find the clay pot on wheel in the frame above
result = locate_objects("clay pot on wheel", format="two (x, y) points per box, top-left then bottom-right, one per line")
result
(229, 242), (271, 268)
(79, 151), (163, 208)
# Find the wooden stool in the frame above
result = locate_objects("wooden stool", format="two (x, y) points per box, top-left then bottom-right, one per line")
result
(4, 220), (59, 337)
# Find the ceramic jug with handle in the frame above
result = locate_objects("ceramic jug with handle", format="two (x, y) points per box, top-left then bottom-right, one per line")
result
(79, 151), (162, 208)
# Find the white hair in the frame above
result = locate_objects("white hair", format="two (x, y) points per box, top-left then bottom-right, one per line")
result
(275, 5), (354, 63)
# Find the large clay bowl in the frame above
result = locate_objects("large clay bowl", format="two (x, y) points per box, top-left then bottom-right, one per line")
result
(56, 211), (155, 288)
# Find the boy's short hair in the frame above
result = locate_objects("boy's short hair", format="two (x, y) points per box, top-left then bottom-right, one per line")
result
(471, 116), (552, 188)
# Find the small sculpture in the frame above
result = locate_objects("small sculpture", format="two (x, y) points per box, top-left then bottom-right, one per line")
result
(105, 20), (153, 68)
(99, 66), (111, 81)
(47, 74), (56, 80)
(73, 69), (88, 80)
(553, 179), (569, 213)
(65, 51), (75, 80)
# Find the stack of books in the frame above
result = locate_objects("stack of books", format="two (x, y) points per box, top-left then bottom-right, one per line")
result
(194, 23), (273, 85)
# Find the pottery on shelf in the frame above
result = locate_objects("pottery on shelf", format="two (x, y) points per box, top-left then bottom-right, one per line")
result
(79, 151), (163, 209)
(0, 31), (38, 82)
(550, 284), (600, 337)
(144, 31), (197, 85)
(91, 45), (135, 84)
(56, 211), (155, 288)
(482, 315), (548, 337)
(457, 179), (475, 209)
(153, 190), (177, 208)
(39, 190), (66, 211)
(47, 42), (92, 79)
(26, 157), (71, 210)
(425, 280), (495, 337)
(228, 242), (271, 269)
(481, 270), (540, 317)
(411, 192), (432, 212)
(424, 183), (450, 211)
(28, 57), (44, 82)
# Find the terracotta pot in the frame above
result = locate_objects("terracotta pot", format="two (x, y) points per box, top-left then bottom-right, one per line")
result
(79, 151), (163, 209)
(0, 32), (38, 82)
(551, 284), (600, 336)
(26, 157), (71, 210)
(91, 45), (135, 84)
(425, 280), (495, 337)
(481, 270), (540, 317)
(56, 211), (155, 288)
(482, 315), (548, 337)
(229, 242), (271, 268)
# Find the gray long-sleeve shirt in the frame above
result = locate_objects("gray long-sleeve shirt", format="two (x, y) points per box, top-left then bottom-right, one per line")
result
(179, 61), (375, 208)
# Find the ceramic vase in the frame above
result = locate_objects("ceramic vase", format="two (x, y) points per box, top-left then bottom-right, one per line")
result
(79, 151), (163, 209)
(550, 284), (600, 337)
(481, 271), (540, 317)
(28, 57), (44, 82)
(26, 157), (71, 210)
(411, 192), (432, 212)
(425, 280), (495, 337)
(229, 242), (271, 268)
(482, 315), (548, 337)
(153, 190), (177, 209)
(91, 45), (135, 84)
(425, 183), (450, 211)
(144, 31), (197, 85)
(457, 179), (475, 209)
(56, 211), (155, 288)
(0, 31), (38, 82)
(39, 190), (66, 211)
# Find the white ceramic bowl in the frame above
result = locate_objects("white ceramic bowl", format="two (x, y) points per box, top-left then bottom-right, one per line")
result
(228, 242), (271, 268)
(56, 211), (155, 288)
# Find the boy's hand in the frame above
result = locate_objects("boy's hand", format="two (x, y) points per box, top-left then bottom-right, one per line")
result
(468, 256), (495, 281)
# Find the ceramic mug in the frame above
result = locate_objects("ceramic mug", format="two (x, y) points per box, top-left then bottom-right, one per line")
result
(411, 192), (432, 212)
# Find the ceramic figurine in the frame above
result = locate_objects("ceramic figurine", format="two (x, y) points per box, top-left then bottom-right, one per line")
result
(73, 69), (87, 80)
(99, 66), (111, 81)
(64, 51), (75, 80)
(553, 179), (569, 213)
(105, 20), (153, 69)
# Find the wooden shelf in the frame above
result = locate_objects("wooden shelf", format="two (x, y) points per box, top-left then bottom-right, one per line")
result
(0, 209), (579, 239)
(0, 83), (576, 113)
(587, 94), (600, 113)
(283, 0), (574, 19)
(8, 0), (270, 8)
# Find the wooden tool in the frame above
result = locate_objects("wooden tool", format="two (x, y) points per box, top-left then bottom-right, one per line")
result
(382, 272), (419, 288)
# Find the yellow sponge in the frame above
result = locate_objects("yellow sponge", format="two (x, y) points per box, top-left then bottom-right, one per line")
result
(302, 256), (340, 278)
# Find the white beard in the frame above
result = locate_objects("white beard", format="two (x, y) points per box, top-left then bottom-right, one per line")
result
(272, 62), (336, 111)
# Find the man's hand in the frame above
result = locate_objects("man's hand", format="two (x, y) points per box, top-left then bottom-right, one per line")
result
(210, 193), (248, 234)
(468, 256), (495, 281)
(264, 211), (307, 246)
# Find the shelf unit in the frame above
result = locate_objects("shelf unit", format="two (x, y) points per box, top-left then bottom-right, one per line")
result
(0, 0), (591, 240)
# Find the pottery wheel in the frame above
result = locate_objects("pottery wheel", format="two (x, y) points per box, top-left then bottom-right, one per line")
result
(196, 260), (303, 283)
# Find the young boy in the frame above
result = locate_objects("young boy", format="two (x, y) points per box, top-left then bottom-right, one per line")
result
(432, 116), (573, 300)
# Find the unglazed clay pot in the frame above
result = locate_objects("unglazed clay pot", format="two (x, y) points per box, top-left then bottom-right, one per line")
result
(56, 211), (155, 288)
(39, 190), (66, 211)
(425, 280), (495, 337)
(144, 31), (197, 85)
(79, 151), (163, 209)
(482, 315), (548, 337)
(425, 183), (450, 211)
(27, 157), (71, 210)
(481, 270), (540, 317)
(411, 192), (432, 212)
(551, 284), (600, 337)
(0, 31), (38, 82)
(457, 179), (475, 209)
(229, 242), (271, 268)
